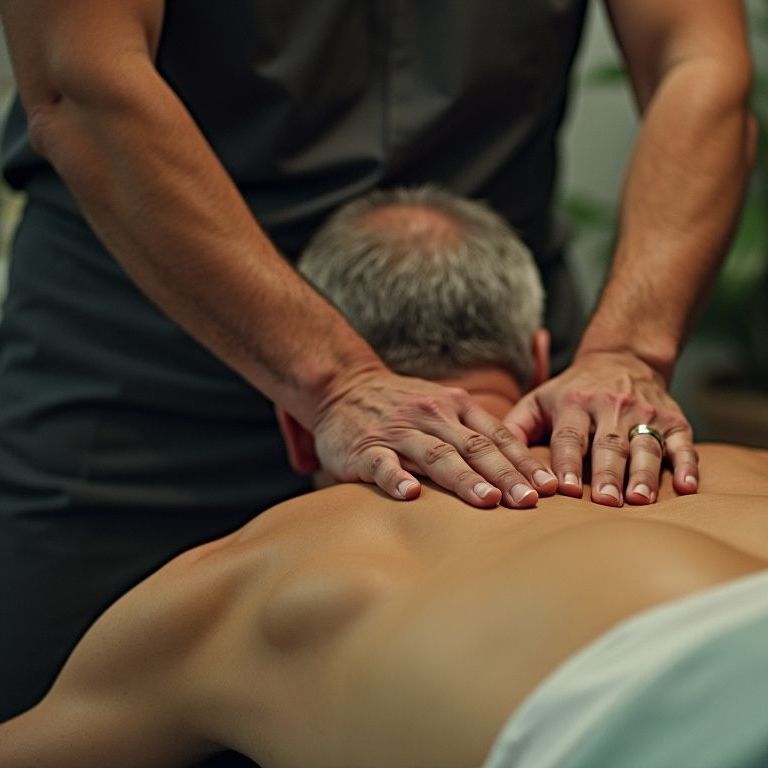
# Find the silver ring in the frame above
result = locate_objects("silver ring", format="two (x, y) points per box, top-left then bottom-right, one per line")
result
(629, 423), (665, 451)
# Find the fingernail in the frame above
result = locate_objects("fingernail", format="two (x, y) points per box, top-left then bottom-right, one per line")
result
(533, 469), (557, 487)
(511, 483), (537, 504)
(685, 475), (698, 490)
(397, 480), (417, 498)
(474, 482), (495, 499)
(563, 472), (580, 488)
(632, 483), (651, 501)
(600, 484), (621, 503)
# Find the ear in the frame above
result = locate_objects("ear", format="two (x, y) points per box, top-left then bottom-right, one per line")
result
(275, 408), (320, 475)
(530, 328), (550, 387)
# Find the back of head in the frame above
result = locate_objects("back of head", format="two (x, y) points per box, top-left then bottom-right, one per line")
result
(298, 186), (545, 388)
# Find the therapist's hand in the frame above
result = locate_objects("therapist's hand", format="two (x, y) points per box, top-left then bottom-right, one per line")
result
(283, 368), (559, 508)
(503, 351), (699, 506)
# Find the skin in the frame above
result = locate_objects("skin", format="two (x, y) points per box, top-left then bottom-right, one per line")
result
(0, 1), (753, 508)
(506, 0), (756, 506)
(1, 370), (767, 768)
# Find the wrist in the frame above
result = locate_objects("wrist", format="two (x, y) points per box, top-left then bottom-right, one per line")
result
(290, 339), (389, 430)
(576, 332), (679, 385)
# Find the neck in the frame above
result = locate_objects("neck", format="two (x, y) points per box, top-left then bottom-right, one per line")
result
(436, 367), (522, 419)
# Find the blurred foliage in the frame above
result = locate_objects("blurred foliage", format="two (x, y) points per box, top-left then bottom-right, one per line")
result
(564, 2), (768, 389)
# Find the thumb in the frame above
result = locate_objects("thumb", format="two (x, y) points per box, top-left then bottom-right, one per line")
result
(504, 391), (547, 446)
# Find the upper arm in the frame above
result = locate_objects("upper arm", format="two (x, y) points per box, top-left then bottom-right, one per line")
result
(0, 0), (164, 112)
(25, 550), (230, 766)
(0, 566), (216, 768)
(0, 690), (211, 768)
(603, 0), (752, 111)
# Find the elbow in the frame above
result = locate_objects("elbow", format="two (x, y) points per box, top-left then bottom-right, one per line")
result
(23, 60), (96, 161)
(21, 58), (162, 197)
(717, 63), (758, 171)
(26, 94), (63, 160)
(716, 62), (758, 171)
(21, 49), (96, 158)
(23, 50), (153, 160)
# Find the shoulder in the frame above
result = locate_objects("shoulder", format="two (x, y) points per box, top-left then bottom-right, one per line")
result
(48, 536), (243, 728)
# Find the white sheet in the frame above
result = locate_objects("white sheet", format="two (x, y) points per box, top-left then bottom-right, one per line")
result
(481, 568), (768, 768)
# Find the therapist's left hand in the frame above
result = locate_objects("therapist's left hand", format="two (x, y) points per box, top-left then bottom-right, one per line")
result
(504, 351), (699, 506)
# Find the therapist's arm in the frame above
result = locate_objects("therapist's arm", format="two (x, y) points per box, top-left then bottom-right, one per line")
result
(0, 0), (557, 508)
(507, 0), (755, 506)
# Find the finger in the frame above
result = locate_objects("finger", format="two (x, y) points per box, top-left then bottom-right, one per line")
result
(421, 410), (539, 508)
(549, 407), (591, 497)
(356, 446), (422, 501)
(503, 391), (548, 446)
(590, 423), (631, 507)
(463, 402), (557, 496)
(666, 427), (699, 495)
(624, 433), (664, 505)
(431, 424), (537, 509)
(395, 430), (519, 508)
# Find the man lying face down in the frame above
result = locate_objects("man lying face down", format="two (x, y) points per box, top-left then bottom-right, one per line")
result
(2, 188), (768, 768)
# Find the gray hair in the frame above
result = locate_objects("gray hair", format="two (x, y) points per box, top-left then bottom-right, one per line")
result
(298, 186), (545, 387)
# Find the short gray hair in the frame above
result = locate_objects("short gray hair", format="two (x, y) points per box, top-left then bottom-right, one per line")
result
(298, 186), (545, 387)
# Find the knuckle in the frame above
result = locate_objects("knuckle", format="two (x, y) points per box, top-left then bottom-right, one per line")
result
(629, 468), (659, 487)
(552, 452), (584, 474)
(635, 436), (663, 460)
(462, 433), (496, 458)
(562, 389), (593, 409)
(673, 445), (699, 464)
(379, 425), (413, 443)
(594, 432), (630, 459)
(368, 451), (387, 476)
(493, 468), (525, 489)
(664, 417), (692, 438)
(604, 392), (636, 411)
(514, 456), (541, 477)
(593, 467), (623, 484)
(654, 405), (690, 430)
(445, 386), (470, 403)
(407, 396), (449, 422)
(491, 425), (519, 449)
(454, 469), (480, 487)
(552, 426), (588, 453)
(635, 404), (657, 424)
(424, 441), (457, 466)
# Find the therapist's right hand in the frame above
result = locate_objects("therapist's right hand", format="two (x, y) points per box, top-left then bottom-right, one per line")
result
(290, 367), (559, 508)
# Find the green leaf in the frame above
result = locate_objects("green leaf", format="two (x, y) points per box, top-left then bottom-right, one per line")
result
(581, 62), (629, 88)
(561, 194), (616, 232)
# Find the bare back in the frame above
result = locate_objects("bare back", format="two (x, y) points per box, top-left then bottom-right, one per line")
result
(5, 444), (768, 768)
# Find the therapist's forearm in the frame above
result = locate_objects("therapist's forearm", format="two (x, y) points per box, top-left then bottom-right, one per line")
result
(24, 55), (383, 427)
(578, 60), (755, 382)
